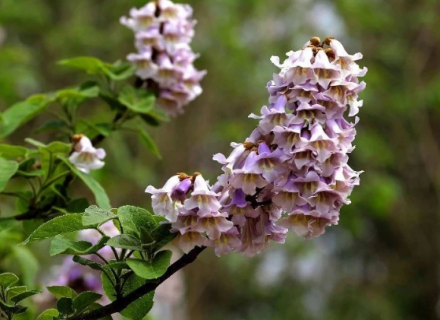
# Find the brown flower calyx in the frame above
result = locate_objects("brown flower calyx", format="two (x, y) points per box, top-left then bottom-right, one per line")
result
(71, 134), (85, 143)
(178, 172), (191, 181)
(191, 172), (201, 183)
(244, 141), (256, 150)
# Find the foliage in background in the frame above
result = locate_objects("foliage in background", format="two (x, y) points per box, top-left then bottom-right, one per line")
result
(1, 0), (440, 320)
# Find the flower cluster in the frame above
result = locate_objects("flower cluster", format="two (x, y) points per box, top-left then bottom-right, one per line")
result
(69, 134), (106, 174)
(146, 173), (240, 256)
(121, 0), (206, 116)
(147, 37), (367, 256)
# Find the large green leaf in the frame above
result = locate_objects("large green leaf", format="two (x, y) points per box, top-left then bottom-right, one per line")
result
(139, 129), (161, 159)
(106, 234), (142, 251)
(118, 85), (155, 114)
(117, 206), (157, 237)
(50, 235), (109, 256)
(82, 205), (117, 227)
(60, 157), (111, 209)
(102, 273), (154, 320)
(0, 94), (53, 138)
(126, 250), (172, 280)
(0, 157), (19, 192)
(22, 213), (87, 244)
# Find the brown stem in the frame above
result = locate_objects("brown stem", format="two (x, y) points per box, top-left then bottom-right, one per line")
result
(66, 246), (206, 320)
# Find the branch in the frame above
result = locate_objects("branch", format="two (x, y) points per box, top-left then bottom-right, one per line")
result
(66, 246), (206, 320)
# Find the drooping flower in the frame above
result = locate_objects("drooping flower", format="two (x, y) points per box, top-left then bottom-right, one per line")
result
(121, 0), (206, 116)
(68, 134), (106, 174)
(148, 36), (367, 256)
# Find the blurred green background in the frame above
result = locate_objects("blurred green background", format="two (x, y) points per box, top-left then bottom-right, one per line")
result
(1, 0), (440, 319)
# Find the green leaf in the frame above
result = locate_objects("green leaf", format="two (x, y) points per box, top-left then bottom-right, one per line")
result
(47, 286), (78, 299)
(60, 157), (111, 209)
(139, 129), (161, 159)
(102, 273), (154, 320)
(140, 108), (170, 126)
(57, 297), (74, 316)
(118, 85), (155, 114)
(117, 206), (157, 237)
(0, 157), (19, 192)
(10, 290), (41, 303)
(83, 205), (117, 227)
(58, 56), (108, 75)
(72, 256), (102, 271)
(0, 144), (28, 159)
(106, 60), (136, 81)
(50, 235), (109, 256)
(22, 213), (87, 244)
(34, 120), (67, 134)
(0, 300), (23, 314)
(56, 82), (99, 106)
(6, 286), (27, 299)
(151, 224), (177, 251)
(0, 94), (53, 138)
(0, 273), (19, 288)
(25, 138), (47, 148)
(106, 234), (142, 251)
(36, 309), (59, 320)
(73, 291), (102, 314)
(126, 250), (172, 280)
(102, 261), (129, 270)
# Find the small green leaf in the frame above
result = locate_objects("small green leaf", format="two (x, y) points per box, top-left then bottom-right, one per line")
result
(107, 234), (142, 251)
(117, 206), (157, 236)
(6, 286), (27, 299)
(11, 290), (41, 303)
(0, 300), (22, 313)
(73, 291), (102, 314)
(83, 205), (117, 227)
(72, 256), (103, 271)
(140, 108), (170, 126)
(60, 157), (111, 209)
(139, 129), (161, 159)
(0, 144), (28, 159)
(22, 213), (88, 244)
(118, 85), (155, 114)
(36, 309), (59, 320)
(57, 297), (74, 316)
(58, 56), (108, 75)
(126, 250), (172, 280)
(47, 286), (78, 299)
(106, 60), (136, 80)
(0, 94), (53, 138)
(50, 235), (109, 256)
(34, 120), (66, 134)
(0, 157), (19, 192)
(0, 273), (19, 288)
